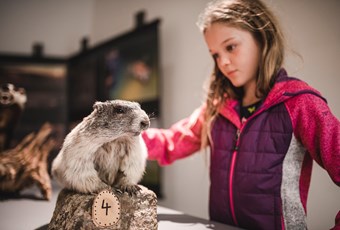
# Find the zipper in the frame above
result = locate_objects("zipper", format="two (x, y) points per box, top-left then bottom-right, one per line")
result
(229, 118), (247, 226)
(229, 127), (241, 226)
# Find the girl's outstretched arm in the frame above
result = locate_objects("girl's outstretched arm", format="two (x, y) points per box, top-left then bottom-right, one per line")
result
(142, 106), (205, 165)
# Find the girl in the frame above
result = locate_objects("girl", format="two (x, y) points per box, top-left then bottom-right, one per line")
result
(142, 0), (340, 229)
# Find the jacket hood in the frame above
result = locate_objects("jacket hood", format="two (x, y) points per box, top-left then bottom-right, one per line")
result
(219, 68), (326, 128)
(263, 68), (326, 109)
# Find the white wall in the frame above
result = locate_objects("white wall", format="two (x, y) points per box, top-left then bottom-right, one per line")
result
(0, 0), (95, 56)
(1, 1), (339, 229)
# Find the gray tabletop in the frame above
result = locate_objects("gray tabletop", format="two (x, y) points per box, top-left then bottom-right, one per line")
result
(158, 206), (242, 230)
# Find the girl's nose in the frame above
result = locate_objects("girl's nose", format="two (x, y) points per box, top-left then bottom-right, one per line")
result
(219, 54), (231, 66)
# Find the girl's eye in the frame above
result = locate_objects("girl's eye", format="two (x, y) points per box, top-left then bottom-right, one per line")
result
(226, 44), (236, 52)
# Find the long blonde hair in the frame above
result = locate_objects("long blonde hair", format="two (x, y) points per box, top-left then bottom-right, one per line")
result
(196, 0), (285, 148)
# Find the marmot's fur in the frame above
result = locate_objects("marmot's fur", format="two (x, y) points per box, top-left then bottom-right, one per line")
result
(52, 100), (150, 195)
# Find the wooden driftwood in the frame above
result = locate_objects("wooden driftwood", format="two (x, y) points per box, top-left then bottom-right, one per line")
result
(48, 186), (158, 230)
(0, 122), (55, 200)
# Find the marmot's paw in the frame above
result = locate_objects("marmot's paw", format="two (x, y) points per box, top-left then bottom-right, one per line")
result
(113, 187), (123, 195)
(119, 184), (141, 196)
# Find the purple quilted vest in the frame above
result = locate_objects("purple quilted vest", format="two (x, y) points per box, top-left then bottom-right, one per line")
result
(209, 102), (293, 230)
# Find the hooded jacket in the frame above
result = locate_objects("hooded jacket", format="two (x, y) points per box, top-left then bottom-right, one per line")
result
(142, 69), (340, 229)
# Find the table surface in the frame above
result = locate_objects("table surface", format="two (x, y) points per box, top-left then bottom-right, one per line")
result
(0, 182), (242, 230)
(157, 206), (242, 230)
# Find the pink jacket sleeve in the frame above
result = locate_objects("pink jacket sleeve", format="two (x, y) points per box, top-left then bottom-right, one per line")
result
(285, 93), (340, 230)
(142, 106), (205, 165)
(286, 93), (340, 184)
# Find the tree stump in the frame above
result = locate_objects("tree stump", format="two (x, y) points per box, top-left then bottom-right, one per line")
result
(48, 185), (158, 230)
(0, 122), (55, 200)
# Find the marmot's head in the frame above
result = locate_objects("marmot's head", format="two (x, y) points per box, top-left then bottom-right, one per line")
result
(86, 100), (150, 141)
(0, 83), (27, 109)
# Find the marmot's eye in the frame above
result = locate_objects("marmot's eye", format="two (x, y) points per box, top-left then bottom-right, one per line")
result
(114, 106), (125, 114)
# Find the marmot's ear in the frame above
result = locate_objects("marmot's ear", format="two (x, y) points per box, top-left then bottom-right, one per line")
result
(93, 101), (105, 113)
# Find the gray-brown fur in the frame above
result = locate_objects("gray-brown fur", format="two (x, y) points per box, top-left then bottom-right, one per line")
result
(52, 100), (150, 195)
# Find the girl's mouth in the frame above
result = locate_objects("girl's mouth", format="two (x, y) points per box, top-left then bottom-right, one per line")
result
(227, 70), (237, 77)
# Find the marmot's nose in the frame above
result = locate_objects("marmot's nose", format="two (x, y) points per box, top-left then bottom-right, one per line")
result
(140, 118), (150, 130)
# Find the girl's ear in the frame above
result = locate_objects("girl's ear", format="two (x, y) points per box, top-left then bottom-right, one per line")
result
(93, 101), (104, 113)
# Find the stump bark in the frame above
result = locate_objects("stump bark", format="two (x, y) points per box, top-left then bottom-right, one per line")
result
(48, 186), (158, 230)
(0, 122), (55, 200)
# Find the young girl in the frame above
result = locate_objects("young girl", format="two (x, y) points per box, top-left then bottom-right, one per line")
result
(142, 0), (340, 229)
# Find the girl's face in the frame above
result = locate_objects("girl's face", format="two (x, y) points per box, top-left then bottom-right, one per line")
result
(204, 23), (260, 93)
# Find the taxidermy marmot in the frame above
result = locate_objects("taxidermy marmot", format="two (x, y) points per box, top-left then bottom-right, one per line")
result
(0, 83), (27, 152)
(52, 100), (150, 195)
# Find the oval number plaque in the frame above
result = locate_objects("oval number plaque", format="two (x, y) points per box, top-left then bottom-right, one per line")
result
(92, 189), (121, 227)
